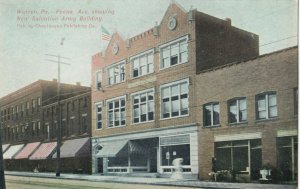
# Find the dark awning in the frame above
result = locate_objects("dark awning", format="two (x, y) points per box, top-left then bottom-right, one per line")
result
(53, 137), (90, 158)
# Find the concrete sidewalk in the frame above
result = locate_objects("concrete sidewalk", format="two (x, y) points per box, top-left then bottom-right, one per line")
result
(5, 171), (297, 189)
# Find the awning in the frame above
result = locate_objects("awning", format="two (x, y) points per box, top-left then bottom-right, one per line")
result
(29, 142), (56, 160)
(14, 142), (41, 159)
(3, 144), (24, 159)
(2, 144), (10, 153)
(53, 137), (90, 158)
(129, 141), (147, 154)
(96, 140), (128, 157)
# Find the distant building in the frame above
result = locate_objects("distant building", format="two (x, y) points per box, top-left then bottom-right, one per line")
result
(90, 2), (297, 181)
(0, 79), (92, 173)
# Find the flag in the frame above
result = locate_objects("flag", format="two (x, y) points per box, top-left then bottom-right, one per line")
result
(101, 25), (111, 41)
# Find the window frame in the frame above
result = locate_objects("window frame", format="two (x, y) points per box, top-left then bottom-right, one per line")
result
(96, 70), (102, 90)
(107, 60), (126, 86)
(203, 102), (220, 127)
(96, 102), (103, 130)
(130, 49), (154, 78)
(160, 78), (189, 120)
(131, 88), (155, 125)
(159, 35), (189, 70)
(255, 92), (278, 120)
(228, 97), (247, 124)
(106, 95), (126, 128)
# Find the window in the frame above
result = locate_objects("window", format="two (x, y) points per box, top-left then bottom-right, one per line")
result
(277, 136), (298, 181)
(132, 89), (154, 124)
(256, 92), (277, 120)
(204, 103), (220, 127)
(107, 97), (126, 128)
(215, 139), (262, 180)
(294, 88), (298, 115)
(228, 98), (247, 124)
(37, 97), (41, 106)
(108, 61), (125, 85)
(82, 116), (87, 133)
(96, 70), (102, 90)
(161, 79), (189, 119)
(160, 35), (188, 69)
(96, 104), (102, 129)
(131, 50), (154, 78)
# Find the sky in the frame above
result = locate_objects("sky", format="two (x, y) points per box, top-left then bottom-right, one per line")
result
(0, 0), (298, 98)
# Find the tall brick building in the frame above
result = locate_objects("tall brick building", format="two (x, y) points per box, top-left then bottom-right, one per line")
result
(0, 79), (92, 173)
(90, 2), (296, 181)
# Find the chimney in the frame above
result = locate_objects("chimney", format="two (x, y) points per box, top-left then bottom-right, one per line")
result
(225, 18), (231, 26)
(76, 82), (81, 86)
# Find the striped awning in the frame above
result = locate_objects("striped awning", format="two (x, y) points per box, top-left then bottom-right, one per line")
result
(96, 140), (128, 157)
(53, 137), (90, 158)
(2, 144), (10, 153)
(3, 144), (24, 159)
(29, 142), (56, 160)
(14, 142), (41, 159)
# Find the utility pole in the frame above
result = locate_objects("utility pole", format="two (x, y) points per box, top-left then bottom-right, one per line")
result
(45, 38), (70, 177)
(0, 123), (6, 189)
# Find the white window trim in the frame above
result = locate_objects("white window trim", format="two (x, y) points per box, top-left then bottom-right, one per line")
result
(160, 78), (190, 120)
(96, 103), (103, 130)
(256, 92), (277, 120)
(106, 60), (126, 86)
(159, 34), (189, 70)
(130, 49), (155, 79)
(106, 95), (126, 129)
(228, 98), (247, 124)
(204, 102), (220, 127)
(95, 70), (102, 90)
(131, 88), (155, 125)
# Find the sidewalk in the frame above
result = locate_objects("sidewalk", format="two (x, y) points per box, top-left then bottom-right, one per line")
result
(5, 171), (297, 189)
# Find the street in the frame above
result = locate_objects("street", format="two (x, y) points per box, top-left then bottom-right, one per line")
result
(5, 175), (205, 189)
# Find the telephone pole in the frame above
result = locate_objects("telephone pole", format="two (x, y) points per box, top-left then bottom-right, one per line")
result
(0, 123), (6, 189)
(45, 38), (70, 177)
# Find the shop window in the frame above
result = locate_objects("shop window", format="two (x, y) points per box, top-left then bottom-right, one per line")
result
(204, 103), (220, 127)
(132, 89), (154, 124)
(277, 136), (298, 181)
(256, 92), (277, 120)
(161, 144), (190, 166)
(215, 139), (262, 180)
(228, 98), (247, 124)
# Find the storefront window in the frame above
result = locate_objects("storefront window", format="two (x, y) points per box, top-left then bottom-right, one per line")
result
(215, 139), (262, 179)
(277, 136), (298, 181)
(161, 144), (190, 166)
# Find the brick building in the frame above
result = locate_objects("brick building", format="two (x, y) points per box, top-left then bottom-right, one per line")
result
(89, 2), (297, 181)
(0, 79), (92, 173)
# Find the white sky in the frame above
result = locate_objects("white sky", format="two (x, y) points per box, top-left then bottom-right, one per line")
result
(0, 0), (298, 98)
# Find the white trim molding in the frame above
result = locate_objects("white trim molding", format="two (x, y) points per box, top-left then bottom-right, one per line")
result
(214, 132), (262, 142)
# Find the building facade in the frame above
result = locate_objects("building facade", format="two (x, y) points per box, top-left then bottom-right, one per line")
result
(89, 2), (296, 181)
(0, 79), (92, 173)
